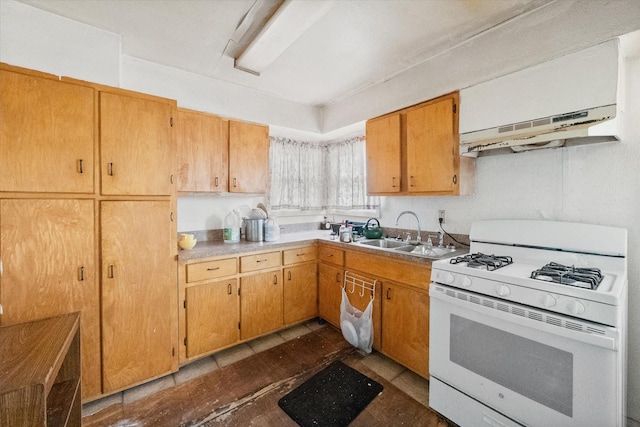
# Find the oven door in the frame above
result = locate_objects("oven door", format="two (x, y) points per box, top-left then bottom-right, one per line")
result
(429, 283), (622, 427)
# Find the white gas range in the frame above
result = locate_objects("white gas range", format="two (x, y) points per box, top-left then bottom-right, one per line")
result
(428, 220), (628, 427)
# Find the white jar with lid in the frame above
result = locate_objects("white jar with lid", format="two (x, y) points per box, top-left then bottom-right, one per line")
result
(264, 216), (280, 242)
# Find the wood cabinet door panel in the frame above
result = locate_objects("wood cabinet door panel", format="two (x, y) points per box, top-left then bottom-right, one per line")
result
(101, 201), (175, 392)
(318, 263), (343, 328)
(365, 113), (402, 194)
(186, 279), (239, 358)
(283, 264), (317, 325)
(406, 97), (456, 193)
(0, 199), (100, 398)
(228, 120), (269, 193)
(176, 109), (228, 192)
(240, 270), (283, 340)
(0, 71), (94, 193)
(382, 282), (430, 377)
(100, 92), (173, 196)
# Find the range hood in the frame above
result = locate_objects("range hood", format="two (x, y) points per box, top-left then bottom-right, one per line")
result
(460, 40), (622, 156)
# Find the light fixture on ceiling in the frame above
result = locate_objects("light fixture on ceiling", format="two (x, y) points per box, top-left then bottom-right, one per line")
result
(234, 0), (334, 76)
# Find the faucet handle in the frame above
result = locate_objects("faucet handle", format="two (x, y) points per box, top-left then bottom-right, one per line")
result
(427, 234), (437, 247)
(404, 232), (412, 242)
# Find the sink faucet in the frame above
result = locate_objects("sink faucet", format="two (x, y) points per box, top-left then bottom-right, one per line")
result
(395, 211), (422, 243)
(438, 230), (445, 248)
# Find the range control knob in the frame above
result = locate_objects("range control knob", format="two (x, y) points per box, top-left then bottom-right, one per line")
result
(541, 293), (556, 308)
(440, 272), (455, 284)
(460, 276), (472, 288)
(567, 300), (586, 315)
(496, 284), (511, 297)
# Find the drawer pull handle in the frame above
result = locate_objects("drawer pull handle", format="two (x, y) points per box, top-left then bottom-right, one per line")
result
(325, 253), (333, 257)
(227, 283), (232, 295)
(78, 159), (84, 174)
(273, 274), (278, 285)
(392, 176), (397, 188)
(386, 288), (391, 300)
(256, 259), (268, 263)
(207, 267), (220, 271)
(170, 174), (175, 184)
(108, 264), (114, 279)
(288, 271), (292, 280)
(215, 176), (219, 187)
(233, 178), (237, 187)
(409, 176), (415, 187)
(107, 162), (114, 176)
(79, 266), (85, 281)
(335, 272), (340, 283)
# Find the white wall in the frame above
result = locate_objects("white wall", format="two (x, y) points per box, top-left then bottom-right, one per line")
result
(2, 1), (639, 423)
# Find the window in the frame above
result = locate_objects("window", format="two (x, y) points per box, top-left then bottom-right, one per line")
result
(269, 136), (379, 213)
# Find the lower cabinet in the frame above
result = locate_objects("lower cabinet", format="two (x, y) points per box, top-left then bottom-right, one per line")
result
(185, 279), (239, 358)
(318, 261), (344, 328)
(283, 245), (318, 326)
(381, 281), (430, 377)
(0, 198), (101, 400)
(240, 269), (283, 340)
(101, 201), (177, 393)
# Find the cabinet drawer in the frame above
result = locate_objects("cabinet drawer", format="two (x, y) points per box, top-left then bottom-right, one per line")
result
(187, 258), (237, 283)
(318, 245), (344, 266)
(283, 246), (317, 265)
(240, 251), (281, 273)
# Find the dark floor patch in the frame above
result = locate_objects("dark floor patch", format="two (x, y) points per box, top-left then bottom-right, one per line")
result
(278, 360), (383, 427)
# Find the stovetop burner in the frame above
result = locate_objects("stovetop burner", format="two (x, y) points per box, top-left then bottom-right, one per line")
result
(450, 252), (513, 271)
(530, 262), (603, 290)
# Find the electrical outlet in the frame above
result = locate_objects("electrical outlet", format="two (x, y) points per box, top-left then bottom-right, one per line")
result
(438, 210), (446, 224)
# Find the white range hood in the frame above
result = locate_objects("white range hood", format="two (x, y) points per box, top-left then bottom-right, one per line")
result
(459, 39), (623, 156)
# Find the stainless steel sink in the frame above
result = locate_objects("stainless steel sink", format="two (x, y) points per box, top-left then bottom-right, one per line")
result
(395, 245), (457, 257)
(358, 239), (411, 249)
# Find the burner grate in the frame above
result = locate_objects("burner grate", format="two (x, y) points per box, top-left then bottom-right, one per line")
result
(450, 253), (513, 271)
(530, 262), (603, 290)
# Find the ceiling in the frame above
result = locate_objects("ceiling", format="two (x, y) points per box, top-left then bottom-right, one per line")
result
(16, 0), (558, 107)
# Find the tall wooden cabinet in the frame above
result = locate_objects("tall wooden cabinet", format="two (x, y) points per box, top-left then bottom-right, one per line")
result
(0, 63), (178, 401)
(365, 91), (474, 196)
(100, 201), (177, 393)
(0, 199), (101, 398)
(176, 108), (229, 193)
(0, 69), (95, 194)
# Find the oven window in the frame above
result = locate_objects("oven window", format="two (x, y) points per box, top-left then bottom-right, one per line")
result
(450, 314), (573, 417)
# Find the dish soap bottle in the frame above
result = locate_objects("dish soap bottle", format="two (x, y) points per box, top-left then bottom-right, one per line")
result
(223, 209), (241, 243)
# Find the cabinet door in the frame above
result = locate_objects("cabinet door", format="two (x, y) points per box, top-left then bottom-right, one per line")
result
(228, 120), (269, 193)
(365, 113), (402, 194)
(240, 270), (283, 340)
(101, 201), (176, 393)
(186, 279), (239, 358)
(283, 263), (317, 326)
(176, 109), (228, 193)
(318, 263), (343, 328)
(0, 199), (100, 399)
(382, 282), (430, 377)
(100, 92), (173, 196)
(0, 71), (94, 193)
(406, 96), (457, 193)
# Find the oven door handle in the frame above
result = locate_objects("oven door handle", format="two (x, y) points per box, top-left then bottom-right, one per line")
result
(430, 286), (619, 350)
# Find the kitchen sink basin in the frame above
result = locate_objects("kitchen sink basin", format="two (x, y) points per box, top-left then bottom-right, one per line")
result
(395, 245), (457, 257)
(358, 239), (411, 249)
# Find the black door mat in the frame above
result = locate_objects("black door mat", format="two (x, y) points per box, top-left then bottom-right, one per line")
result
(278, 360), (383, 427)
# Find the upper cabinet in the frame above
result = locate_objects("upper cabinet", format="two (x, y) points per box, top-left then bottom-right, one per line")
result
(100, 91), (174, 196)
(176, 109), (229, 193)
(229, 120), (269, 193)
(0, 69), (95, 193)
(366, 91), (474, 196)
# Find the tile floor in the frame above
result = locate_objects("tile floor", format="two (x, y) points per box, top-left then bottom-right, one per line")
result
(82, 320), (450, 426)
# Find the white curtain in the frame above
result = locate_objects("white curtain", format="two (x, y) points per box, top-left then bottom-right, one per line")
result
(269, 136), (379, 211)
